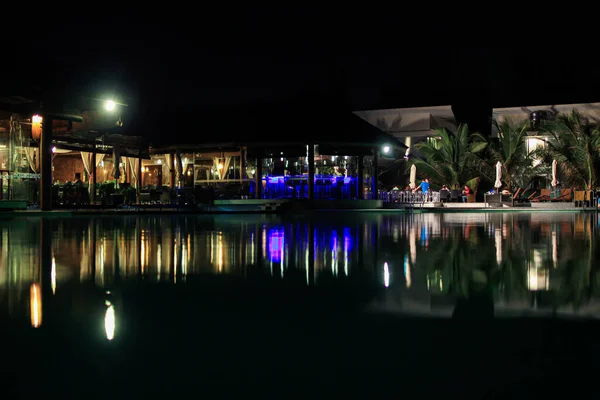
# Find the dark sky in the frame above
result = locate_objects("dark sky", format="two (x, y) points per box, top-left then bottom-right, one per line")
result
(2, 11), (599, 141)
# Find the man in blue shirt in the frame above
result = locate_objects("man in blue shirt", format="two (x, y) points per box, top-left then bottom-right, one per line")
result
(413, 178), (430, 201)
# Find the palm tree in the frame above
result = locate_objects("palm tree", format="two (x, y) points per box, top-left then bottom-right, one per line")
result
(488, 118), (544, 190)
(539, 110), (600, 190)
(409, 124), (487, 190)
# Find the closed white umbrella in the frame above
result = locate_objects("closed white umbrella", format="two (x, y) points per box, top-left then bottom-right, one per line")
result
(551, 159), (558, 187)
(409, 164), (417, 189)
(494, 161), (502, 190)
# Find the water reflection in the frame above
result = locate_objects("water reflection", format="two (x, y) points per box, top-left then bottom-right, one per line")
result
(1, 212), (600, 323)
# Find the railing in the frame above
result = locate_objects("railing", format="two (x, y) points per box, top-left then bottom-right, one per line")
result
(379, 190), (439, 203)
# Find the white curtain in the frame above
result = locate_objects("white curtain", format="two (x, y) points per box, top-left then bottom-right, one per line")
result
(163, 154), (172, 186)
(223, 156), (232, 180)
(81, 152), (92, 179)
(95, 154), (105, 182)
(128, 158), (139, 188)
(213, 156), (232, 180)
(24, 147), (39, 173)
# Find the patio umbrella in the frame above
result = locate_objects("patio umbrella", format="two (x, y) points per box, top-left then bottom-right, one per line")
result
(409, 164), (417, 189)
(494, 161), (502, 190)
(551, 159), (558, 187)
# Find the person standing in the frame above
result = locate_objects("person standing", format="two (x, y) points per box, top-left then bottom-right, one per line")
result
(462, 185), (472, 203)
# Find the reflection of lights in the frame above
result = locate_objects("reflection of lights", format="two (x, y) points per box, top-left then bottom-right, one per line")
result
(51, 146), (56, 153)
(268, 228), (284, 264)
(30, 283), (42, 328)
(210, 232), (224, 273)
(157, 243), (162, 281)
(104, 302), (115, 340)
(141, 230), (146, 275)
(51, 257), (56, 295)
(528, 250), (549, 291)
(404, 255), (411, 288)
(383, 262), (390, 288)
(331, 230), (338, 276)
(343, 228), (351, 276)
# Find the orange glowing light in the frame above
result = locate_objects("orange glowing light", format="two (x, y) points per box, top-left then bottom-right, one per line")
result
(30, 283), (42, 328)
(32, 115), (42, 140)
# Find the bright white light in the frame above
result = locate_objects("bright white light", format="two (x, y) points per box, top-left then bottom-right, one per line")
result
(217, 164), (223, 170)
(384, 262), (390, 288)
(104, 100), (116, 111)
(51, 146), (56, 153)
(51, 257), (56, 295)
(32, 115), (42, 124)
(105, 304), (115, 340)
(157, 159), (162, 165)
(383, 145), (391, 154)
(250, 169), (255, 175)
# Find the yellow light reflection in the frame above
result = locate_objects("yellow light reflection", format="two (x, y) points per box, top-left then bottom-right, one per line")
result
(104, 303), (115, 341)
(218, 233), (223, 272)
(157, 243), (162, 280)
(30, 283), (42, 328)
(141, 230), (146, 275)
(51, 257), (56, 295)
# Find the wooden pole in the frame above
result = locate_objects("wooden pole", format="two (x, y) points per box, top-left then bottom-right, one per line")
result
(40, 117), (53, 211)
(308, 145), (315, 200)
(255, 158), (263, 199)
(357, 156), (364, 200)
(91, 146), (97, 204)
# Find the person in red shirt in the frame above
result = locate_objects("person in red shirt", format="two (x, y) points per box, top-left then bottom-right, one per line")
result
(462, 185), (472, 203)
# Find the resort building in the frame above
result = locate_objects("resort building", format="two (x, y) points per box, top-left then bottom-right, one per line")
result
(0, 98), (404, 209)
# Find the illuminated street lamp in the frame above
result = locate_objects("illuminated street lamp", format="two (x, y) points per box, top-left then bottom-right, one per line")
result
(382, 145), (391, 154)
(104, 100), (116, 111)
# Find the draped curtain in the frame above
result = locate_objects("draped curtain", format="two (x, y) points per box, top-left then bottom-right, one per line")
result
(81, 152), (92, 179)
(128, 158), (139, 188)
(81, 152), (105, 184)
(213, 157), (231, 180)
(163, 154), (172, 186)
(24, 147), (39, 173)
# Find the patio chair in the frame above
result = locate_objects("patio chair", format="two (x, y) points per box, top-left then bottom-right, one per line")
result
(531, 189), (551, 202)
(512, 188), (522, 201)
(574, 190), (586, 207)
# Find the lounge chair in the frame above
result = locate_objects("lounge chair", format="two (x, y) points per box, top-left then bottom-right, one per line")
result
(531, 189), (552, 202)
(550, 188), (573, 202)
(514, 189), (537, 203)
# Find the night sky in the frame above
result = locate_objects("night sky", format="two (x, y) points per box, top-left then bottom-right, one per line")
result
(2, 11), (599, 143)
